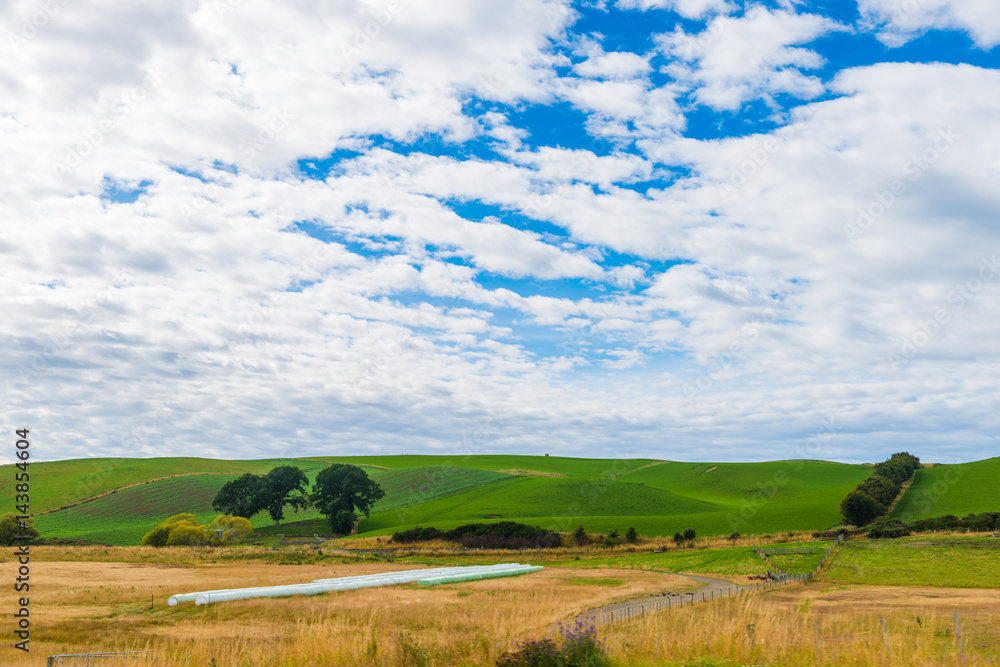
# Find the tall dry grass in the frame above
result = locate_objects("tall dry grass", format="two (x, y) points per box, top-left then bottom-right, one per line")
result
(2, 546), (997, 666)
(601, 583), (1000, 666)
(0, 556), (693, 666)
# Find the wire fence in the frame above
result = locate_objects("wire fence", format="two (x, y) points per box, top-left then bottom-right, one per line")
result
(46, 651), (153, 666)
(587, 535), (843, 626)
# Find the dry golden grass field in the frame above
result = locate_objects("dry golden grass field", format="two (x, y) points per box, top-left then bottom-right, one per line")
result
(1, 541), (998, 666)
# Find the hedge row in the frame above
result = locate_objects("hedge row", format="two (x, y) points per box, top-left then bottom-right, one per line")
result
(840, 452), (920, 526)
(868, 511), (1000, 538)
(391, 521), (562, 549)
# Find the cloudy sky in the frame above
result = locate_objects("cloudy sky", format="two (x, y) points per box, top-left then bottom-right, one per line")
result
(3, 0), (999, 463)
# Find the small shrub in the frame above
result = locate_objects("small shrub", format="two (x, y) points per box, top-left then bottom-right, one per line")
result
(683, 527), (696, 541)
(496, 637), (560, 667)
(398, 632), (428, 667)
(625, 526), (638, 543)
(0, 514), (40, 546)
(728, 531), (740, 542)
(142, 514), (205, 547)
(208, 515), (253, 545)
(559, 620), (608, 666)
(672, 532), (684, 545)
(496, 621), (607, 667)
(574, 525), (590, 546)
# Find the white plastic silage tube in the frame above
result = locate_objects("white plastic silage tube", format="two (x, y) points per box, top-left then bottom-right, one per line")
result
(189, 564), (532, 606)
(417, 565), (543, 586)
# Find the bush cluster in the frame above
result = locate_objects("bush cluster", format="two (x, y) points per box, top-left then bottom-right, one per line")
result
(671, 528), (696, 545)
(496, 621), (607, 667)
(391, 521), (562, 549)
(868, 511), (1000, 538)
(840, 452), (920, 526)
(0, 514), (40, 546)
(140, 514), (252, 547)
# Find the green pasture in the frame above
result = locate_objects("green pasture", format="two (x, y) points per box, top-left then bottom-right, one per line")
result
(823, 535), (1000, 588)
(891, 458), (1000, 521)
(13, 455), (1000, 547)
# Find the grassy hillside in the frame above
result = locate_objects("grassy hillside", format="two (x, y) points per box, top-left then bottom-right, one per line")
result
(20, 454), (997, 547)
(0, 457), (317, 514)
(358, 458), (872, 538)
(824, 535), (1000, 588)
(305, 454), (660, 477)
(28, 463), (513, 545)
(891, 458), (1000, 521)
(33, 475), (233, 545)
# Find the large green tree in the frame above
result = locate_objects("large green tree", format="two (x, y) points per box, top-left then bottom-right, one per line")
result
(310, 464), (385, 534)
(260, 465), (310, 525)
(212, 473), (265, 518)
(841, 490), (886, 527)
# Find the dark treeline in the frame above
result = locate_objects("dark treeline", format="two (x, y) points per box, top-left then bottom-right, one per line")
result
(867, 512), (1000, 538)
(391, 521), (562, 549)
(840, 452), (921, 526)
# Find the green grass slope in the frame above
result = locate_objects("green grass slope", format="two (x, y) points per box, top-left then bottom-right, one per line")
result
(303, 454), (661, 477)
(359, 458), (872, 539)
(0, 457), (319, 514)
(824, 535), (1000, 588)
(890, 458), (1000, 521)
(33, 475), (234, 545)
(30, 464), (512, 545)
(11, 455), (902, 544)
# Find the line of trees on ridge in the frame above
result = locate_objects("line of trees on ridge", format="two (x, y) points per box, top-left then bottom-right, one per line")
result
(840, 452), (920, 526)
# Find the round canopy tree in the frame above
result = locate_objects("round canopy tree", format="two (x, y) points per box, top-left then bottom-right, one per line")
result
(212, 473), (266, 519)
(260, 465), (310, 526)
(841, 490), (886, 527)
(310, 464), (385, 534)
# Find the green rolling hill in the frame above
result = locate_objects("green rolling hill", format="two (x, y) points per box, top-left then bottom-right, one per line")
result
(10, 454), (994, 546)
(357, 458), (872, 538)
(890, 457), (1000, 521)
(27, 462), (513, 545)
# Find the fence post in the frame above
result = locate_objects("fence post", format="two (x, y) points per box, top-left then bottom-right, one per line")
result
(814, 620), (822, 659)
(954, 611), (964, 663)
(880, 616), (892, 662)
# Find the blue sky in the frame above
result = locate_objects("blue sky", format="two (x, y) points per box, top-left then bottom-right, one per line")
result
(2, 0), (999, 464)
